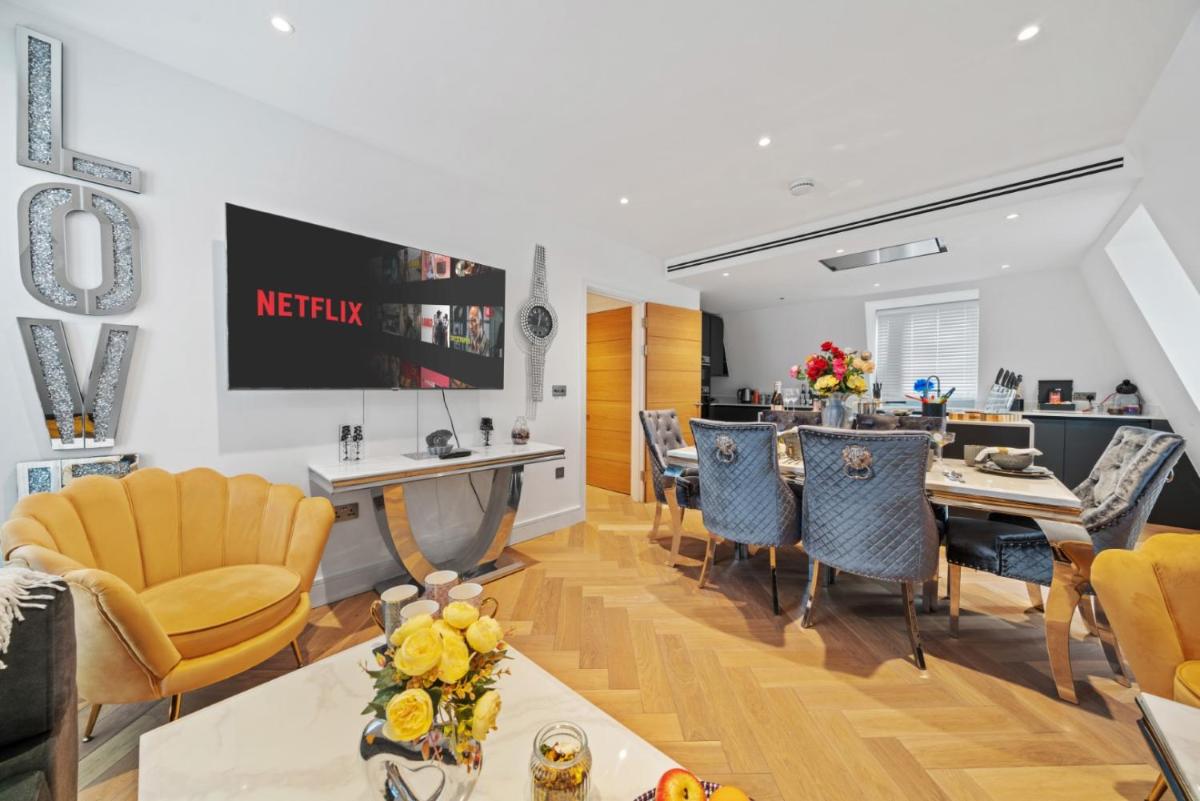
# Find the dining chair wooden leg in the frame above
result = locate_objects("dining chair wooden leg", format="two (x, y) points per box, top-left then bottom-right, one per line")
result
(948, 562), (962, 638)
(769, 547), (780, 616)
(82, 703), (102, 742)
(1045, 559), (1084, 703)
(664, 476), (685, 567)
(1092, 597), (1131, 687)
(1025, 582), (1045, 612)
(921, 578), (938, 613)
(800, 561), (824, 628)
(901, 582), (926, 670)
(1146, 774), (1168, 801)
(650, 502), (663, 539)
(697, 533), (715, 589)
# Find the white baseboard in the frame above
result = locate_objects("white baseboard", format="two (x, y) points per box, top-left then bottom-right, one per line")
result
(309, 504), (584, 606)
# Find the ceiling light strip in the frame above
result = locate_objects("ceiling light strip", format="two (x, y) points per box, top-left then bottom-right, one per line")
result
(666, 156), (1124, 273)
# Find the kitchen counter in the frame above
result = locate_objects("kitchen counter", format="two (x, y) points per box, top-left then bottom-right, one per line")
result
(1022, 410), (1163, 421)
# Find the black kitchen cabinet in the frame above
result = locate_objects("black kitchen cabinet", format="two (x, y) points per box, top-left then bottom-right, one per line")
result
(1026, 414), (1199, 529)
(701, 312), (728, 377)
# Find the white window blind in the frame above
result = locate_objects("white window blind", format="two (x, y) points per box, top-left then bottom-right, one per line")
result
(874, 299), (979, 403)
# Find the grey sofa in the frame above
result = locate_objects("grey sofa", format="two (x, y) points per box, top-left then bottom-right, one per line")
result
(0, 574), (77, 801)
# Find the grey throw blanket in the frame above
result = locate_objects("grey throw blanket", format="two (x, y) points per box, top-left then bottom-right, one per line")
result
(0, 566), (66, 669)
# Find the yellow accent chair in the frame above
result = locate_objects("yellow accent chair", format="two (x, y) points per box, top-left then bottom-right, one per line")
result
(1, 467), (334, 741)
(1091, 533), (1200, 801)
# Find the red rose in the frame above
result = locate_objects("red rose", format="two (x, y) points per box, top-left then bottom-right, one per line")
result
(820, 340), (834, 352)
(811, 357), (828, 372)
(830, 347), (844, 359)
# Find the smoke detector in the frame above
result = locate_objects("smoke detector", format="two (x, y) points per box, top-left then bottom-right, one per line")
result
(789, 178), (816, 196)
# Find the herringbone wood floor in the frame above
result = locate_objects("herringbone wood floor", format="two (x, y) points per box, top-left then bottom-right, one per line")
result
(79, 487), (1178, 801)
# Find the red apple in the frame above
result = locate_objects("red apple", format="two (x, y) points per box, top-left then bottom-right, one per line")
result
(656, 768), (705, 801)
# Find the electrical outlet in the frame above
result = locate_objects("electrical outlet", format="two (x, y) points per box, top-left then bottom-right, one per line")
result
(552, 385), (567, 397)
(1072, 391), (1096, 402)
(555, 466), (565, 479)
(333, 502), (359, 522)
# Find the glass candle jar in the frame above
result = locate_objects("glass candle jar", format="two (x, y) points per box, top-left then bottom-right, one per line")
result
(530, 721), (591, 801)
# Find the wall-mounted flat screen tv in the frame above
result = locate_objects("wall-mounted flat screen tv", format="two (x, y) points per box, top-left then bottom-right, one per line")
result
(226, 205), (504, 389)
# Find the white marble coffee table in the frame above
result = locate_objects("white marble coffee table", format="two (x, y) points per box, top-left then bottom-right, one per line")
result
(139, 640), (675, 800)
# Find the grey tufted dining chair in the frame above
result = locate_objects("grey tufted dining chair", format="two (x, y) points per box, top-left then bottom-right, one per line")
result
(758, 409), (823, 430)
(688, 420), (800, 614)
(798, 427), (940, 668)
(639, 409), (703, 566)
(945, 426), (1184, 679)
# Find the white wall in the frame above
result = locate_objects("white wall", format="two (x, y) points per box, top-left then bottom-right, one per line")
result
(1079, 8), (1200, 455)
(711, 267), (1127, 408)
(0, 4), (697, 602)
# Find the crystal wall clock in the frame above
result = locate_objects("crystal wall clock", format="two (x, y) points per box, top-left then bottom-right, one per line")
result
(518, 244), (557, 412)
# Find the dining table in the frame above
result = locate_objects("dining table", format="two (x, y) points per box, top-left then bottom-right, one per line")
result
(663, 446), (1101, 704)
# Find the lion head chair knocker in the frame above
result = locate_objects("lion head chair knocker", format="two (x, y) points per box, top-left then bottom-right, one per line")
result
(842, 444), (874, 480)
(715, 434), (738, 464)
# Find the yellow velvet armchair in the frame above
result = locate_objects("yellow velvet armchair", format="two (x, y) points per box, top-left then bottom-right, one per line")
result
(1, 467), (334, 741)
(1092, 533), (1200, 801)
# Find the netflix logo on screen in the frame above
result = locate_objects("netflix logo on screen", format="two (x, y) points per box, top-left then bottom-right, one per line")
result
(256, 288), (364, 326)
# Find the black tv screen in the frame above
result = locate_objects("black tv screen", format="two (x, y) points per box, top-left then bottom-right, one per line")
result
(226, 205), (505, 389)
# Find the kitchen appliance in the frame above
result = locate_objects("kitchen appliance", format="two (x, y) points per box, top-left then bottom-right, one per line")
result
(1106, 379), (1143, 415)
(737, 388), (754, 403)
(1037, 379), (1075, 411)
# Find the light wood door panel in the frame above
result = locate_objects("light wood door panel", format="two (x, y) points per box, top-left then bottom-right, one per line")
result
(586, 306), (632, 494)
(643, 302), (702, 501)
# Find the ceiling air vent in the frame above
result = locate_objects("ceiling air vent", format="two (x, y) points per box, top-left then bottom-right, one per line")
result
(820, 238), (947, 272)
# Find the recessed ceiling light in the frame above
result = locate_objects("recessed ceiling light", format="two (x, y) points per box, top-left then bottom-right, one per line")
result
(722, 272), (730, 277)
(618, 197), (629, 205)
(270, 15), (294, 33)
(835, 249), (845, 254)
(1006, 212), (1020, 220)
(1017, 24), (1040, 42)
(1001, 263), (1011, 270)
(873, 283), (881, 288)
(757, 136), (772, 148)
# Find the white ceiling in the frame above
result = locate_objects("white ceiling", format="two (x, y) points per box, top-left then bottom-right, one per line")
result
(22, 0), (1199, 262)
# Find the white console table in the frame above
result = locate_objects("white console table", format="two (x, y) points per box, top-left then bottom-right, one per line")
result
(309, 442), (565, 590)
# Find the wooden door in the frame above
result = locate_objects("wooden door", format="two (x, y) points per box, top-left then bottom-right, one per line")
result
(643, 302), (702, 501)
(586, 307), (633, 494)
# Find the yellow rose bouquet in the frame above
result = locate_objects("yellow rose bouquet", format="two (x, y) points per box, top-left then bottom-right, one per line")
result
(363, 600), (510, 766)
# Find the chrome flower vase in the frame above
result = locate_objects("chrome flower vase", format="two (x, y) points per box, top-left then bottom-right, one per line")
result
(360, 718), (482, 801)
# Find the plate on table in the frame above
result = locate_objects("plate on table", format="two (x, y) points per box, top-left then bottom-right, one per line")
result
(633, 782), (743, 801)
(976, 462), (1054, 479)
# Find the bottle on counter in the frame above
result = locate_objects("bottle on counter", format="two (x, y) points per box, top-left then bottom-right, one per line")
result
(771, 381), (784, 410)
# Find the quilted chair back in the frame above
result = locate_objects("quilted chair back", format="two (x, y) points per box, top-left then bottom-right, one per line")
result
(688, 420), (799, 547)
(639, 409), (687, 505)
(1074, 426), (1184, 552)
(2, 467), (321, 591)
(799, 427), (939, 582)
(759, 409), (822, 430)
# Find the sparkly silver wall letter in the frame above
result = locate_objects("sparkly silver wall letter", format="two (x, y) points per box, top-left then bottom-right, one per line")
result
(19, 182), (142, 315)
(16, 26), (142, 192)
(17, 317), (138, 449)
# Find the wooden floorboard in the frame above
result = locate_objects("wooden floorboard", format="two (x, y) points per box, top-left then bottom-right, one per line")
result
(78, 491), (1186, 800)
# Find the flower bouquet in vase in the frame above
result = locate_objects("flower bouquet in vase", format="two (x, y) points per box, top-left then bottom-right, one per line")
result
(790, 340), (875, 428)
(360, 601), (509, 801)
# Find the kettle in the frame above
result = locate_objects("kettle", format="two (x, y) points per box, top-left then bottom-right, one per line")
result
(737, 388), (754, 403)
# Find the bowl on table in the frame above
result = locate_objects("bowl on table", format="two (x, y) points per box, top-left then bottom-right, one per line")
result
(633, 782), (745, 801)
(989, 451), (1035, 471)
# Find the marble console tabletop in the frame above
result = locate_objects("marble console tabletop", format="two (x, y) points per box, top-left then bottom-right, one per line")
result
(139, 638), (675, 801)
(310, 441), (565, 492)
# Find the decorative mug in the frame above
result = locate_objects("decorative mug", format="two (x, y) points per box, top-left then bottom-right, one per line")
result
(369, 584), (420, 638)
(399, 599), (440, 622)
(447, 582), (499, 618)
(423, 570), (460, 607)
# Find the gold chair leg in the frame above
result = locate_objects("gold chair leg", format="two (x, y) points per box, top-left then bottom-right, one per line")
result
(1078, 597), (1099, 637)
(769, 547), (780, 616)
(1025, 582), (1045, 612)
(697, 533), (715, 589)
(650, 502), (663, 539)
(1146, 774), (1168, 801)
(1045, 559), (1084, 704)
(290, 639), (305, 668)
(901, 582), (926, 670)
(948, 563), (962, 638)
(168, 694), (183, 722)
(1092, 597), (1131, 687)
(800, 560), (823, 628)
(82, 703), (102, 742)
